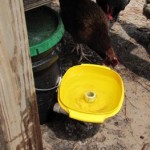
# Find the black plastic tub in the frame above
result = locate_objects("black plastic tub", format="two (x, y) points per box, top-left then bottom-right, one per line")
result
(25, 6), (64, 124)
(32, 50), (61, 124)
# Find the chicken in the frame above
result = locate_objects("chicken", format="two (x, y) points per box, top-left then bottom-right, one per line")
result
(59, 0), (118, 67)
(143, 0), (150, 19)
(96, 0), (130, 21)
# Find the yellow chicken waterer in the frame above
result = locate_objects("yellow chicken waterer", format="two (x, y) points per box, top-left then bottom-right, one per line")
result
(58, 64), (124, 123)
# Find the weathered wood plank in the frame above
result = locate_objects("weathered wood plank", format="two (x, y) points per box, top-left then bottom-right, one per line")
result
(0, 0), (43, 149)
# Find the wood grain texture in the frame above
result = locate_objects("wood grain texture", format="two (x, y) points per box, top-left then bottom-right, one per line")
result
(0, 0), (43, 149)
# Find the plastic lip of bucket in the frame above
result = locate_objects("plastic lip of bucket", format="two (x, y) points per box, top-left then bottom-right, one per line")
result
(32, 50), (62, 91)
(32, 51), (59, 72)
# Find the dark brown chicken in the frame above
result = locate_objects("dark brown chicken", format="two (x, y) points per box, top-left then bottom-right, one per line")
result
(96, 0), (130, 21)
(59, 0), (118, 67)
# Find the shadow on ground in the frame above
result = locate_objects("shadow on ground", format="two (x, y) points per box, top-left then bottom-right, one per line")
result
(111, 26), (150, 81)
(46, 113), (100, 141)
(120, 21), (150, 55)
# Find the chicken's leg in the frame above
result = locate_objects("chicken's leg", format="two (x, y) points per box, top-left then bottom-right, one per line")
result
(72, 44), (91, 62)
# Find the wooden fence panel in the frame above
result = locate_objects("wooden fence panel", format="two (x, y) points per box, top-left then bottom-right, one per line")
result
(0, 0), (43, 149)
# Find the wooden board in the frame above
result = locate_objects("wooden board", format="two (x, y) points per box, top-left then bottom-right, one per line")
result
(0, 0), (43, 149)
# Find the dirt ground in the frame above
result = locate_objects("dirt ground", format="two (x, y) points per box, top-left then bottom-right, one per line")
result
(41, 0), (150, 149)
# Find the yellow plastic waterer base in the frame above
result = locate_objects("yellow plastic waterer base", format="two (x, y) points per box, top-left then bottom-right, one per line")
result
(58, 64), (124, 123)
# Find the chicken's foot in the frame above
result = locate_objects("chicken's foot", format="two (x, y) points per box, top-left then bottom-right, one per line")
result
(72, 44), (91, 62)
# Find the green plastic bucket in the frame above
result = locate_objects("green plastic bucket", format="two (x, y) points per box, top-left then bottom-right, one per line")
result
(26, 6), (64, 57)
